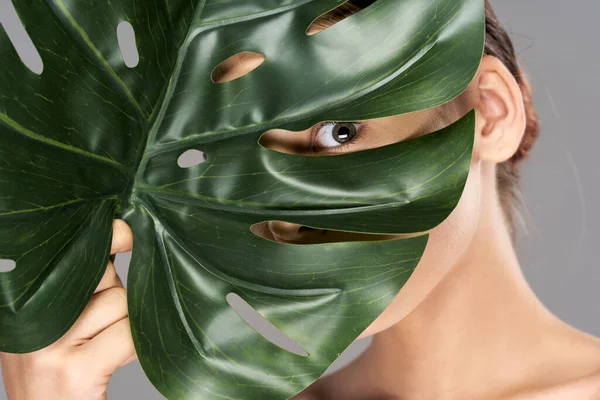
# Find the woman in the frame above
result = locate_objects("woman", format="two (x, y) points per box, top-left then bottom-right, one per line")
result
(2, 1), (600, 399)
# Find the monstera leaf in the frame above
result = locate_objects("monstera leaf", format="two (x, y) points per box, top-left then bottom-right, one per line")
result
(0, 0), (484, 398)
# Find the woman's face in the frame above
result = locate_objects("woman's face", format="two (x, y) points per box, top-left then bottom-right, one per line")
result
(252, 73), (487, 337)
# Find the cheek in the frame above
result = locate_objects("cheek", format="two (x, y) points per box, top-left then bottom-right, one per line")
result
(359, 162), (481, 337)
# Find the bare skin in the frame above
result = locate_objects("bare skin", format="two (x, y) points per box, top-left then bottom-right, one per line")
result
(285, 56), (600, 400)
(0, 219), (136, 400)
(1, 53), (599, 400)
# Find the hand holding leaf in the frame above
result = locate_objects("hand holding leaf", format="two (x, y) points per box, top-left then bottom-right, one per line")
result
(0, 0), (484, 398)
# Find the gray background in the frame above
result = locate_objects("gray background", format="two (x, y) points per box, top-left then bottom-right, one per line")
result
(0, 0), (598, 398)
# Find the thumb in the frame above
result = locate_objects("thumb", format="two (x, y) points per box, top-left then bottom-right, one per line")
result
(95, 219), (132, 294)
(110, 219), (133, 255)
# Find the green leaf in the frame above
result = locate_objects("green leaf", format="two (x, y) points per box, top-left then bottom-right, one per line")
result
(0, 0), (484, 399)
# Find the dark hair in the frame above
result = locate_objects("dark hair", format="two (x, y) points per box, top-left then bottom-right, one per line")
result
(309, 0), (540, 243)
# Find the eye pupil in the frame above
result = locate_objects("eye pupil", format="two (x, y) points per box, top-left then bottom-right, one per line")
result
(333, 123), (356, 144)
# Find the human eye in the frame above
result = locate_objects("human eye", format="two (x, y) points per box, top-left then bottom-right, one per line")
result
(310, 121), (365, 153)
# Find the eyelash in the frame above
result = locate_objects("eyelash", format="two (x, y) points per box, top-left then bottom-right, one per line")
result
(310, 121), (365, 153)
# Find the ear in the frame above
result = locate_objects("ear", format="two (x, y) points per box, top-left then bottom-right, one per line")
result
(473, 55), (526, 164)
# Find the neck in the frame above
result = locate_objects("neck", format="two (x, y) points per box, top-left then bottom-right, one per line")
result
(312, 163), (563, 400)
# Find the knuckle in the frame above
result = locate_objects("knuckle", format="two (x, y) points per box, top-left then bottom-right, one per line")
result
(102, 286), (128, 309)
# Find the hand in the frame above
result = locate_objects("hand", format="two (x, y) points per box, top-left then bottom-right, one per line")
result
(0, 219), (136, 400)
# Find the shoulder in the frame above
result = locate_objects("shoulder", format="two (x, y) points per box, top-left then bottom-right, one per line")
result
(509, 369), (600, 400)
(509, 325), (600, 400)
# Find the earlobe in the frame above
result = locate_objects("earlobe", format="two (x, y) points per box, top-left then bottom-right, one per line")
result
(475, 56), (526, 164)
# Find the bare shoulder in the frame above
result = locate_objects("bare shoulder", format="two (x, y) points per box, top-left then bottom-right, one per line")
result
(509, 325), (600, 400)
(509, 369), (600, 400)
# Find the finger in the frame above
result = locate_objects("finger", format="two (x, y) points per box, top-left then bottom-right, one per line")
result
(62, 287), (128, 345)
(94, 260), (124, 294)
(79, 318), (137, 375)
(110, 219), (133, 255)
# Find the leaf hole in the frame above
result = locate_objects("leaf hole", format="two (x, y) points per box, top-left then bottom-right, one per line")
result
(117, 21), (139, 68)
(0, 258), (16, 273)
(250, 221), (419, 245)
(306, 0), (378, 36)
(112, 252), (132, 288)
(211, 51), (266, 83)
(177, 149), (208, 168)
(226, 292), (309, 357)
(257, 124), (366, 157)
(0, 0), (43, 74)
